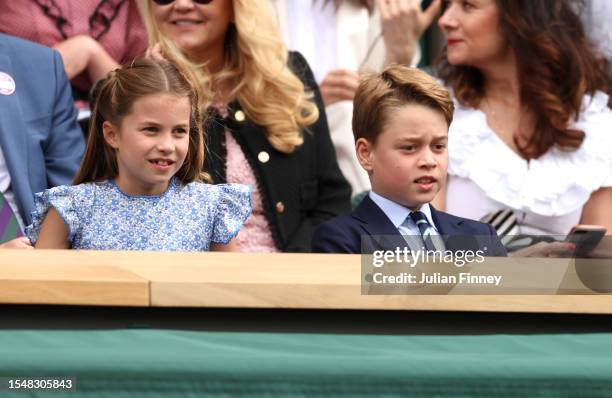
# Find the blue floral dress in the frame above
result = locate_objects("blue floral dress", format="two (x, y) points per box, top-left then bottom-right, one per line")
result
(25, 178), (252, 251)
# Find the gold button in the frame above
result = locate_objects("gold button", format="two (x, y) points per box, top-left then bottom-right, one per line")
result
(275, 201), (285, 214)
(257, 151), (270, 163)
(234, 110), (245, 122)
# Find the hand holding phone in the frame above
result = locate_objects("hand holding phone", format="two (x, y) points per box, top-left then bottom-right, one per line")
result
(566, 225), (607, 257)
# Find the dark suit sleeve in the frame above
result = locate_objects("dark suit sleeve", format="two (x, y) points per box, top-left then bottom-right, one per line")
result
(312, 219), (360, 254)
(45, 50), (86, 188)
(486, 224), (508, 257)
(289, 52), (352, 225)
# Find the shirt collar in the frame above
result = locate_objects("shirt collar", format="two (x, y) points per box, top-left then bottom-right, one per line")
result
(368, 191), (437, 231)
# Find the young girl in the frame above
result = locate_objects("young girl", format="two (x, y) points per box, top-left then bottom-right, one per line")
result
(25, 58), (252, 251)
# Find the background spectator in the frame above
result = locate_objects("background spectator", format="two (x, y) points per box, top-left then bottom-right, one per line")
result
(0, 33), (85, 248)
(268, 0), (441, 196)
(582, 0), (612, 77)
(0, 0), (148, 104)
(432, 0), (612, 243)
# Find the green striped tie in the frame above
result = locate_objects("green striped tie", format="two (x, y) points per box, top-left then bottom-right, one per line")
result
(0, 191), (23, 244)
(410, 211), (437, 252)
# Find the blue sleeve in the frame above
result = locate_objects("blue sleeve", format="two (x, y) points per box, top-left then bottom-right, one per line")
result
(25, 184), (86, 246)
(211, 184), (252, 244)
(45, 50), (85, 188)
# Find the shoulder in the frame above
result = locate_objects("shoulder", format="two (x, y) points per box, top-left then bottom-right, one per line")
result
(316, 213), (360, 233)
(41, 182), (97, 200)
(436, 210), (495, 235)
(287, 51), (316, 86)
(574, 91), (612, 148)
(312, 213), (362, 253)
(180, 181), (251, 201)
(447, 91), (612, 216)
(0, 33), (57, 65)
(25, 182), (98, 245)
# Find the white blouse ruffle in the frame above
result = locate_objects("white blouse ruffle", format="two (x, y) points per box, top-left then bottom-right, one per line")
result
(448, 91), (612, 217)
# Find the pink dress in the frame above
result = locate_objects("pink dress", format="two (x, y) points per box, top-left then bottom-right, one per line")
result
(223, 112), (279, 252)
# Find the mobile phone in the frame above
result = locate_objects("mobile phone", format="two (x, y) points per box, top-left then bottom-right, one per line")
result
(566, 225), (607, 257)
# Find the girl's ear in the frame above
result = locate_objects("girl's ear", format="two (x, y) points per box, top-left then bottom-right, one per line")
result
(355, 137), (374, 172)
(102, 121), (120, 149)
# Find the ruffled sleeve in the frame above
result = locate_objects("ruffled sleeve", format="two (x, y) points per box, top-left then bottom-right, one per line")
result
(25, 184), (92, 246)
(448, 91), (612, 216)
(211, 184), (252, 244)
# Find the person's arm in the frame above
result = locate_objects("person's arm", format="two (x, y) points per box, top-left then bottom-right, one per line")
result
(580, 187), (612, 231)
(319, 69), (360, 107)
(377, 0), (441, 65)
(35, 208), (70, 249)
(45, 50), (86, 188)
(53, 35), (119, 83)
(0, 237), (33, 249)
(211, 238), (238, 252)
(311, 221), (358, 254)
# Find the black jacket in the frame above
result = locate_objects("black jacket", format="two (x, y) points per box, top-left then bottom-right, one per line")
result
(204, 52), (352, 252)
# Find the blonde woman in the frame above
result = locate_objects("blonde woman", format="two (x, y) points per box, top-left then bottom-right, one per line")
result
(143, 0), (351, 252)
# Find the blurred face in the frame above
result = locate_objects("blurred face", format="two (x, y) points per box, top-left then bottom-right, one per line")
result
(356, 104), (449, 209)
(151, 0), (234, 63)
(438, 0), (508, 67)
(103, 93), (191, 196)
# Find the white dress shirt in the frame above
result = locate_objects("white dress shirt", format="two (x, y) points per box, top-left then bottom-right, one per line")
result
(0, 146), (24, 229)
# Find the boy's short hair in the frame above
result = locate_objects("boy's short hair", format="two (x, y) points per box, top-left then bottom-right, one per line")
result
(353, 65), (454, 143)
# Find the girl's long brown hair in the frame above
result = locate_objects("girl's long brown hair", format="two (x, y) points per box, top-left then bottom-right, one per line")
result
(438, 0), (611, 159)
(74, 58), (208, 185)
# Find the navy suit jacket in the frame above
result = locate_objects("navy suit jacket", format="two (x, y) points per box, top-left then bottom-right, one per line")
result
(312, 195), (507, 256)
(0, 34), (85, 225)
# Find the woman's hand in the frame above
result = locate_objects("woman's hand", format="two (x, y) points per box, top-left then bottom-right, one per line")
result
(509, 241), (576, 258)
(54, 35), (119, 83)
(377, 0), (442, 65)
(320, 69), (360, 107)
(145, 43), (165, 61)
(0, 237), (33, 249)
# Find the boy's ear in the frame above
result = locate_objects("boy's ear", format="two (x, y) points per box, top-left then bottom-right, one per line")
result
(102, 121), (119, 149)
(355, 137), (374, 172)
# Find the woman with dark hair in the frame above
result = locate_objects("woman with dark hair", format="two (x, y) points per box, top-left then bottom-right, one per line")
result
(433, 0), (612, 246)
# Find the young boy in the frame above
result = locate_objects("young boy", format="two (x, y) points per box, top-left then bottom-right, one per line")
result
(312, 65), (506, 256)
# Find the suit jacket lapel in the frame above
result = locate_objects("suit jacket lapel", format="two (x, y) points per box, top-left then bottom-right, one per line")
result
(430, 206), (483, 252)
(352, 195), (406, 251)
(429, 205), (461, 236)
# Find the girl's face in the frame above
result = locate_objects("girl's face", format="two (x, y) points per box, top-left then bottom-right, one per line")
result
(103, 93), (191, 196)
(151, 0), (234, 63)
(438, 0), (508, 68)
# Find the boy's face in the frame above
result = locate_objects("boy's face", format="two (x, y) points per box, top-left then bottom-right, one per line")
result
(356, 104), (449, 209)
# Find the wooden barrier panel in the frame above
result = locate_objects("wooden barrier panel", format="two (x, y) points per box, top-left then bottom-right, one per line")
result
(0, 250), (611, 313)
(0, 250), (149, 306)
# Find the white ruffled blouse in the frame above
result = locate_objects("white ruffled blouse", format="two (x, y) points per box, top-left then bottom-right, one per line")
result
(446, 91), (612, 235)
